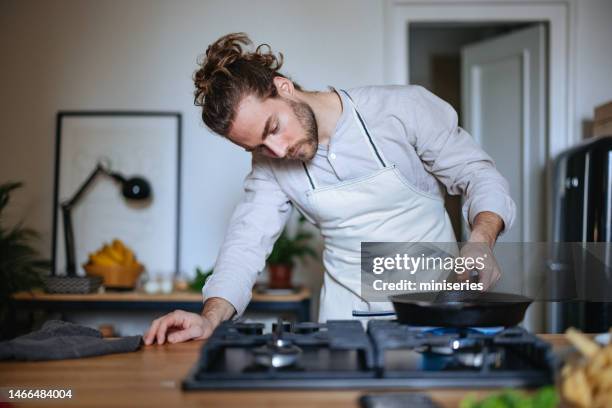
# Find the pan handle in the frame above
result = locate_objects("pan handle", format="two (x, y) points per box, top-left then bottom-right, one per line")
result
(446, 268), (480, 286)
(468, 269), (480, 284)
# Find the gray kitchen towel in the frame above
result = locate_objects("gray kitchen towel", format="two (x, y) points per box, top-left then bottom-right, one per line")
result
(0, 320), (142, 361)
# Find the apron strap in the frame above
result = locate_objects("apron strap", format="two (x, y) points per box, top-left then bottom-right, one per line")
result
(339, 90), (387, 168)
(302, 89), (387, 191)
(302, 162), (316, 189)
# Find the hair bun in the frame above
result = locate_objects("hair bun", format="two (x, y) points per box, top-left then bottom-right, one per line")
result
(194, 32), (283, 105)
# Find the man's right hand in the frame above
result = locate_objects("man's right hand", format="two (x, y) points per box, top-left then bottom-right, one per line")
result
(143, 297), (235, 345)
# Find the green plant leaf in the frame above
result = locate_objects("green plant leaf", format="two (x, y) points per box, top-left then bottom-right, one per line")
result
(266, 220), (318, 267)
(0, 181), (49, 324)
(0, 182), (23, 214)
(188, 266), (214, 292)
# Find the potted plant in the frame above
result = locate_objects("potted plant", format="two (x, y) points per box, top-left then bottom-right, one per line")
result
(266, 216), (317, 289)
(188, 266), (214, 292)
(0, 182), (49, 337)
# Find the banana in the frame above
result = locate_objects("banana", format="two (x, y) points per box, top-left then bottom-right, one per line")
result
(123, 248), (135, 266)
(88, 239), (141, 268)
(103, 244), (124, 263)
(112, 239), (126, 256)
(90, 253), (117, 267)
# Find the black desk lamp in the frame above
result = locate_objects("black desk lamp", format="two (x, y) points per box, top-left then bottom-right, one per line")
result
(46, 162), (152, 293)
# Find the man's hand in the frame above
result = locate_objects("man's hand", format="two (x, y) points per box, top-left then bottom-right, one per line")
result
(457, 241), (501, 290)
(143, 297), (235, 345)
(468, 211), (504, 249)
(461, 211), (505, 290)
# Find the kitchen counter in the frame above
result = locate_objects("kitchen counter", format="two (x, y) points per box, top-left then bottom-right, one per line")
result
(0, 334), (568, 408)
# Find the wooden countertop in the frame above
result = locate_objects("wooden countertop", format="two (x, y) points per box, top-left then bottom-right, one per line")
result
(0, 334), (567, 408)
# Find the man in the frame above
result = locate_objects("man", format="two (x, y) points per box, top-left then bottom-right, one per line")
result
(144, 32), (515, 345)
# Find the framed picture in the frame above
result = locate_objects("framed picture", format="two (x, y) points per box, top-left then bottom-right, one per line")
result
(51, 111), (182, 278)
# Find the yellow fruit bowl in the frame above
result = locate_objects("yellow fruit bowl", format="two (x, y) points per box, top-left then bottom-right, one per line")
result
(83, 262), (144, 290)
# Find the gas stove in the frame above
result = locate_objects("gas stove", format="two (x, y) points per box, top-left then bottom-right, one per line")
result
(182, 319), (555, 390)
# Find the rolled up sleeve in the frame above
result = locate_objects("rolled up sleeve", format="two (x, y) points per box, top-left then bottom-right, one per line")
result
(409, 86), (516, 233)
(202, 155), (292, 316)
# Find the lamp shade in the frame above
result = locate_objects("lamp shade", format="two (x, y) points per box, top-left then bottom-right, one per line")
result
(122, 177), (151, 200)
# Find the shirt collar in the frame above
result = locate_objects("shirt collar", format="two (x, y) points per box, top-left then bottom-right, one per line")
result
(324, 86), (351, 149)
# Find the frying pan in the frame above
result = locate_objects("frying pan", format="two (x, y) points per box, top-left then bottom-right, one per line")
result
(389, 291), (532, 327)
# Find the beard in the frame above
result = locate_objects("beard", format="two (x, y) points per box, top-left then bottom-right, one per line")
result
(285, 98), (318, 162)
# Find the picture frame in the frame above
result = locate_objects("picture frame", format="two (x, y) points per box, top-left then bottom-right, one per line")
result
(51, 111), (182, 279)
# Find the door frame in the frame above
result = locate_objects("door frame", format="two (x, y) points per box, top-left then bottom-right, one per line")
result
(383, 0), (575, 161)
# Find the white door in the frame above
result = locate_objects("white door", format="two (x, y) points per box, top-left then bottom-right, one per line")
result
(462, 25), (547, 243)
(462, 25), (547, 331)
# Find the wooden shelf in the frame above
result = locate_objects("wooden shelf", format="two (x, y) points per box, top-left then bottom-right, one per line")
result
(13, 286), (310, 303)
(12, 287), (312, 321)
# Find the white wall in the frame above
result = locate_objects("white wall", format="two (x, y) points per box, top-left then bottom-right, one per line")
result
(0, 0), (383, 278)
(575, 0), (612, 139)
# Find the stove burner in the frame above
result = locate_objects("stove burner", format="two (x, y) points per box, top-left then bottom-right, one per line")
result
(422, 349), (503, 370)
(429, 337), (480, 355)
(406, 326), (504, 356)
(253, 318), (302, 368)
(423, 326), (504, 336)
(412, 327), (503, 369)
(253, 338), (303, 368)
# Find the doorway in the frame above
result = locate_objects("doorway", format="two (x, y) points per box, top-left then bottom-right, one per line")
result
(383, 0), (574, 241)
(409, 23), (548, 244)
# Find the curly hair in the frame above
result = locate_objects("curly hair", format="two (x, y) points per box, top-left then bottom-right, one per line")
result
(193, 32), (300, 137)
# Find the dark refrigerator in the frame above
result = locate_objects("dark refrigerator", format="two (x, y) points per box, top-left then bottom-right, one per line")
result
(548, 135), (612, 333)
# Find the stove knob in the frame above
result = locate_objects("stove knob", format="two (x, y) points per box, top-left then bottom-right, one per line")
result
(295, 322), (320, 334)
(234, 323), (264, 335)
(272, 321), (292, 333)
